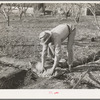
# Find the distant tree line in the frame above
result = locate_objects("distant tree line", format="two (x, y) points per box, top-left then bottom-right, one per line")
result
(0, 3), (100, 29)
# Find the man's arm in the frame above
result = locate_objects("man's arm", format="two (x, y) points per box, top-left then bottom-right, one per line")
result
(41, 44), (48, 70)
(52, 38), (61, 70)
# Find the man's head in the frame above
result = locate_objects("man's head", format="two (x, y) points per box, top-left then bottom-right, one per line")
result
(39, 30), (51, 44)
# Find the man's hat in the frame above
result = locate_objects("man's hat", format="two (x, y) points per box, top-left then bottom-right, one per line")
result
(39, 30), (51, 44)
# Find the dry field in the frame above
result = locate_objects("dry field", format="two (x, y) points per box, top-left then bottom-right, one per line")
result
(0, 15), (100, 89)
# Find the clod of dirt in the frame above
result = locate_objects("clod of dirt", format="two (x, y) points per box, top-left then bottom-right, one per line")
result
(91, 37), (96, 42)
(35, 62), (44, 73)
(59, 59), (68, 68)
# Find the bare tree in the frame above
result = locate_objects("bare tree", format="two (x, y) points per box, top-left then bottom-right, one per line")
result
(16, 3), (30, 20)
(52, 3), (72, 19)
(63, 3), (72, 18)
(71, 3), (84, 23)
(0, 3), (14, 26)
(87, 3), (100, 30)
(38, 3), (45, 15)
(0, 3), (7, 20)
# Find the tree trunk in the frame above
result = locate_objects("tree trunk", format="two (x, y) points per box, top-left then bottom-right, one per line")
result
(93, 13), (100, 30)
(88, 4), (100, 30)
(20, 11), (23, 20)
(7, 15), (10, 26)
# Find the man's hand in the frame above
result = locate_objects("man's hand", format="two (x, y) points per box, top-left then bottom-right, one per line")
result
(35, 62), (45, 73)
(68, 65), (72, 72)
(47, 67), (55, 75)
(41, 44), (48, 72)
(42, 67), (55, 77)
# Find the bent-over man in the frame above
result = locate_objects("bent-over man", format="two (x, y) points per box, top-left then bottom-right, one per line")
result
(39, 23), (76, 75)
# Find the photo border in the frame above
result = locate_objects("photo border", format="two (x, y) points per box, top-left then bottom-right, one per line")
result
(0, 0), (100, 99)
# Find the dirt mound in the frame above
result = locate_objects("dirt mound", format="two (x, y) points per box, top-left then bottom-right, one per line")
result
(0, 57), (38, 89)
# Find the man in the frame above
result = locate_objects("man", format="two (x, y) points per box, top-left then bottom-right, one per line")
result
(39, 23), (76, 76)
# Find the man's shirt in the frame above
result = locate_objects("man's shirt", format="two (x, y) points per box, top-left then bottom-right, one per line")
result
(42, 23), (75, 60)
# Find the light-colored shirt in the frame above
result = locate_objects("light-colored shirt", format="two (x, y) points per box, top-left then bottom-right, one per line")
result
(42, 23), (75, 66)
